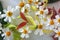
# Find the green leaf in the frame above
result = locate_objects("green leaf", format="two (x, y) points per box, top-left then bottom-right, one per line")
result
(9, 27), (21, 40)
(13, 31), (21, 40)
(8, 24), (16, 28)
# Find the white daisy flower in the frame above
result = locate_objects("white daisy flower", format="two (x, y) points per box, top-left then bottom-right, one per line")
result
(1, 6), (19, 22)
(20, 4), (30, 13)
(19, 27), (32, 38)
(34, 24), (44, 36)
(45, 19), (56, 30)
(35, 8), (48, 18)
(54, 28), (60, 40)
(54, 15), (60, 27)
(17, 1), (25, 8)
(1, 28), (13, 40)
(53, 28), (60, 37)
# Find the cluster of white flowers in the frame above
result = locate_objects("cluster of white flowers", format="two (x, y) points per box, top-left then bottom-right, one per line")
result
(0, 0), (60, 40)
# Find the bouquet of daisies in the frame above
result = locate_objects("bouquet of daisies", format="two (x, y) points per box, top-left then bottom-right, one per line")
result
(0, 0), (60, 40)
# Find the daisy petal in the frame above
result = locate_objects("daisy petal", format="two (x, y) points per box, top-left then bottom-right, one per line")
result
(34, 29), (39, 35)
(55, 15), (59, 19)
(44, 9), (48, 14)
(8, 17), (11, 22)
(54, 34), (58, 37)
(4, 17), (8, 22)
(3, 9), (7, 13)
(53, 29), (58, 33)
(40, 30), (44, 36)
(25, 34), (29, 38)
(0, 12), (1, 14)
(1, 14), (6, 18)
(19, 28), (23, 32)
(21, 33), (25, 38)
(1, 33), (5, 37)
(7, 6), (12, 11)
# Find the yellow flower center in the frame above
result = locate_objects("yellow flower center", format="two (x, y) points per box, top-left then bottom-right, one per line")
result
(57, 32), (60, 36)
(49, 20), (54, 25)
(57, 18), (60, 23)
(23, 29), (28, 34)
(6, 31), (11, 36)
(34, 2), (39, 4)
(38, 24), (43, 29)
(40, 10), (44, 15)
(19, 2), (24, 7)
(28, 0), (33, 4)
(7, 11), (13, 17)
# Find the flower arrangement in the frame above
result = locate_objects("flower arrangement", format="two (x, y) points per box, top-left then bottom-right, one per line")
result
(0, 0), (60, 40)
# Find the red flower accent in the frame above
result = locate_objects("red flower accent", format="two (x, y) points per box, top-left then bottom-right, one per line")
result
(51, 7), (57, 19)
(47, 8), (52, 15)
(20, 12), (28, 22)
(58, 8), (60, 14)
(52, 33), (58, 40)
(17, 22), (27, 29)
(51, 15), (55, 19)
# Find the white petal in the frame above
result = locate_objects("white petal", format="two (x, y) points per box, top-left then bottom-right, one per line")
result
(7, 6), (12, 11)
(25, 4), (30, 8)
(53, 29), (58, 33)
(39, 6), (43, 10)
(4, 17), (8, 22)
(21, 33), (25, 38)
(25, 34), (29, 38)
(0, 12), (1, 14)
(34, 29), (39, 35)
(55, 15), (59, 19)
(1, 14), (6, 18)
(16, 6), (20, 9)
(49, 26), (54, 30)
(44, 9), (48, 14)
(21, 7), (25, 13)
(55, 34), (58, 37)
(19, 28), (23, 32)
(1, 33), (5, 37)
(3, 9), (7, 13)
(39, 30), (44, 36)
(8, 17), (11, 22)
(35, 11), (40, 15)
